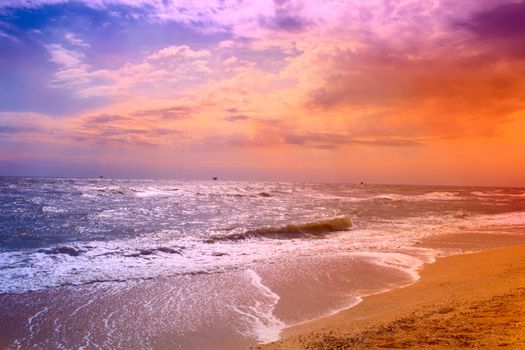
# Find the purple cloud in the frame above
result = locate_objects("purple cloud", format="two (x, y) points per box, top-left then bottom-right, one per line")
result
(458, 2), (525, 39)
(0, 124), (39, 134)
(84, 114), (129, 125)
(456, 1), (525, 58)
(258, 1), (311, 33)
(131, 106), (193, 120)
(259, 13), (308, 32)
(282, 131), (424, 149)
(223, 114), (250, 122)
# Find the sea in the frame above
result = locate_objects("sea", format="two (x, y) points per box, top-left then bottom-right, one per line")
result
(1, 177), (524, 349)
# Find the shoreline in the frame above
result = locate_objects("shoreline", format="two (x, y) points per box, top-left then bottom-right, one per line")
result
(256, 243), (525, 349)
(2, 233), (525, 349)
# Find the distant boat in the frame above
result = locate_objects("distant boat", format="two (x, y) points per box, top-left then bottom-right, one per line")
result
(99, 176), (104, 179)
(212, 177), (218, 181)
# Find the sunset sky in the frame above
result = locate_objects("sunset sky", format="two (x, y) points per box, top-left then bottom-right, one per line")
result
(1, 0), (524, 185)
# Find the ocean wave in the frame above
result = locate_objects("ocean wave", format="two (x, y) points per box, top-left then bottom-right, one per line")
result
(42, 206), (68, 213)
(132, 186), (275, 199)
(471, 191), (525, 198)
(125, 247), (183, 257)
(38, 246), (85, 256)
(206, 216), (352, 242)
(0, 241), (191, 293)
(452, 210), (470, 219)
(419, 191), (461, 200)
(373, 191), (462, 201)
(474, 211), (525, 226)
(91, 187), (129, 195)
(133, 187), (180, 198)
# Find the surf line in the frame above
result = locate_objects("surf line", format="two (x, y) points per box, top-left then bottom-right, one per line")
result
(230, 269), (285, 344)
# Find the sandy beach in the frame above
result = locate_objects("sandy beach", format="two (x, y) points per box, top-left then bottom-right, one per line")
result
(3, 0), (525, 347)
(1, 179), (524, 349)
(257, 241), (525, 349)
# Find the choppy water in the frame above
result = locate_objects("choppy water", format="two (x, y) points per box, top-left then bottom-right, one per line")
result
(1, 177), (524, 349)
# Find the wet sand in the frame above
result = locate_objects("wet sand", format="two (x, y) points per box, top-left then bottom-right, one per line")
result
(257, 238), (525, 349)
(0, 254), (417, 350)
(2, 232), (525, 349)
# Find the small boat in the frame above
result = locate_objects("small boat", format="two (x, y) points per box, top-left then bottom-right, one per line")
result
(212, 177), (218, 181)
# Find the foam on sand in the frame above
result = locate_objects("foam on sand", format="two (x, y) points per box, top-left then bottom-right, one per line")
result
(229, 269), (285, 343)
(259, 246), (525, 350)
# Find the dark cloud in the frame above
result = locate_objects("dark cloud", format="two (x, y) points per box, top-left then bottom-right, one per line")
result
(224, 118), (424, 149)
(84, 114), (129, 125)
(304, 31), (525, 140)
(282, 131), (424, 149)
(274, 14), (308, 32)
(223, 114), (250, 121)
(353, 138), (425, 147)
(282, 131), (348, 146)
(150, 128), (181, 136)
(75, 113), (182, 146)
(132, 106), (193, 120)
(72, 125), (181, 147)
(458, 2), (525, 39)
(456, 1), (525, 58)
(308, 69), (412, 110)
(259, 15), (308, 32)
(259, 3), (310, 33)
(0, 125), (39, 134)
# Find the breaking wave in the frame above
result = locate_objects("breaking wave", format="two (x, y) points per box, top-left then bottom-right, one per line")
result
(373, 192), (462, 201)
(207, 216), (352, 242)
(471, 191), (525, 198)
(38, 246), (86, 256)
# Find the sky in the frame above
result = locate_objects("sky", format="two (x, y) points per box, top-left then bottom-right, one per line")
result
(1, 0), (524, 186)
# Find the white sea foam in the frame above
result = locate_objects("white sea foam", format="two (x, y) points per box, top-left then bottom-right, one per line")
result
(471, 211), (525, 227)
(42, 206), (68, 213)
(352, 250), (436, 281)
(471, 191), (525, 198)
(1, 209), (522, 294)
(1, 179), (524, 297)
(373, 191), (462, 201)
(16, 306), (49, 349)
(230, 269), (285, 343)
(133, 187), (179, 198)
(27, 307), (48, 338)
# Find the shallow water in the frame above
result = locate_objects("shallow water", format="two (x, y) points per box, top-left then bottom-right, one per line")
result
(0, 177), (524, 349)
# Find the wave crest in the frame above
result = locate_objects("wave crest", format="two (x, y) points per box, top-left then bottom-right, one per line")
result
(207, 216), (352, 242)
(38, 246), (85, 256)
